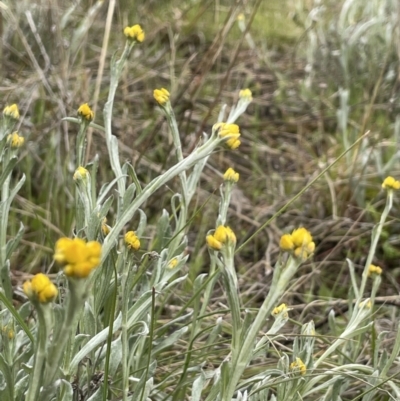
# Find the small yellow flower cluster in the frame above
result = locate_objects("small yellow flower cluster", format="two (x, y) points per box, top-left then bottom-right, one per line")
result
(367, 264), (382, 277)
(237, 13), (245, 21)
(73, 166), (89, 182)
(214, 122), (241, 150)
(272, 303), (289, 319)
(223, 167), (239, 183)
(290, 357), (306, 375)
(54, 238), (102, 278)
(168, 258), (178, 269)
(23, 273), (58, 303)
(239, 88), (252, 101)
(280, 227), (315, 260)
(153, 88), (170, 106)
(123, 24), (145, 42)
(3, 104), (20, 120)
(77, 103), (94, 122)
(382, 176), (400, 190)
(7, 132), (25, 149)
(206, 225), (236, 251)
(125, 231), (140, 251)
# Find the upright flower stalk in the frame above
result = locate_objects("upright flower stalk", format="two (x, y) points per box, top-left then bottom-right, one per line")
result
(40, 238), (102, 395)
(103, 24), (144, 211)
(217, 168), (239, 227)
(76, 103), (94, 167)
(121, 234), (140, 401)
(23, 274), (57, 401)
(221, 229), (314, 401)
(0, 105), (25, 299)
(73, 166), (92, 234)
(356, 176), (398, 305)
(153, 88), (189, 256)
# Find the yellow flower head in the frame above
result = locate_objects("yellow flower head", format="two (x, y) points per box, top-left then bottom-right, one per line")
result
(77, 103), (94, 122)
(279, 234), (294, 251)
(73, 166), (89, 182)
(23, 273), (58, 303)
(7, 132), (25, 149)
(367, 264), (382, 277)
(125, 231), (140, 251)
(124, 24), (145, 42)
(290, 357), (306, 375)
(272, 303), (289, 319)
(382, 176), (400, 190)
(214, 122), (241, 150)
(54, 238), (102, 278)
(206, 234), (222, 250)
(3, 104), (20, 120)
(280, 227), (315, 260)
(206, 226), (236, 251)
(223, 167), (239, 183)
(237, 13), (245, 21)
(153, 88), (170, 106)
(168, 258), (179, 269)
(239, 89), (252, 101)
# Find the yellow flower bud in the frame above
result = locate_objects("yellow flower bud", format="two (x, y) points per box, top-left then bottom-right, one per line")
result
(382, 176), (400, 190)
(239, 89), (252, 100)
(279, 227), (315, 259)
(168, 258), (179, 269)
(290, 357), (306, 375)
(223, 167), (239, 183)
(125, 231), (140, 251)
(123, 24), (145, 42)
(214, 122), (241, 150)
(73, 166), (89, 181)
(272, 303), (289, 318)
(279, 234), (294, 251)
(7, 132), (24, 148)
(3, 104), (20, 120)
(291, 227), (313, 248)
(367, 264), (382, 277)
(54, 238), (102, 278)
(207, 226), (236, 251)
(77, 103), (94, 121)
(153, 88), (170, 106)
(214, 226), (236, 244)
(206, 234), (222, 250)
(24, 273), (58, 303)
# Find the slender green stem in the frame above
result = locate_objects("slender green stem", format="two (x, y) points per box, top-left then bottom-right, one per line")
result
(223, 256), (299, 401)
(103, 262), (118, 401)
(139, 287), (155, 401)
(164, 104), (188, 255)
(103, 41), (134, 202)
(26, 304), (51, 401)
(121, 256), (135, 401)
(76, 123), (88, 168)
(43, 281), (87, 389)
(0, 149), (13, 299)
(357, 191), (392, 304)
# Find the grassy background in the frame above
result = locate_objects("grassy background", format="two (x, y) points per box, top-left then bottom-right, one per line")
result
(2, 0), (400, 395)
